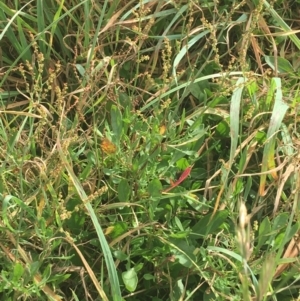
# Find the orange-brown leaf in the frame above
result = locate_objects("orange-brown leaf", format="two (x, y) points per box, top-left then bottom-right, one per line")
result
(100, 138), (117, 154)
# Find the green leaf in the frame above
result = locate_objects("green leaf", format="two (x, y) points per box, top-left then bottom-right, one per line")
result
(109, 222), (128, 239)
(264, 56), (294, 73)
(257, 217), (271, 250)
(259, 78), (289, 198)
(173, 279), (184, 300)
(176, 158), (189, 169)
(268, 213), (289, 248)
(255, 131), (266, 144)
(169, 231), (189, 239)
(75, 64), (86, 76)
(119, 92), (131, 109)
(148, 179), (162, 197)
(189, 81), (207, 100)
(216, 120), (230, 137)
(284, 223), (300, 245)
(13, 263), (24, 282)
(29, 262), (40, 276)
(143, 273), (155, 280)
(174, 216), (184, 231)
(230, 77), (245, 165)
(111, 105), (123, 142)
(49, 273), (71, 284)
(170, 239), (196, 268)
(274, 232), (285, 250)
(66, 211), (86, 235)
(134, 263), (144, 272)
(113, 250), (128, 261)
(118, 179), (131, 202)
(272, 213), (289, 232)
(243, 176), (252, 200)
(191, 210), (228, 237)
(122, 268), (138, 292)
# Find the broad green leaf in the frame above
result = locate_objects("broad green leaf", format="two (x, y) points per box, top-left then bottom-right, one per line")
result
(122, 268), (138, 292)
(176, 158), (189, 169)
(272, 213), (289, 232)
(173, 279), (184, 300)
(264, 56), (294, 73)
(255, 131), (266, 143)
(269, 213), (289, 249)
(143, 274), (155, 280)
(118, 179), (131, 202)
(119, 92), (131, 108)
(107, 222), (128, 239)
(75, 64), (86, 76)
(191, 210), (228, 237)
(148, 179), (162, 197)
(257, 217), (271, 250)
(189, 80), (208, 100)
(216, 120), (230, 137)
(113, 250), (128, 261)
(13, 263), (24, 282)
(111, 105), (123, 143)
(65, 210), (86, 236)
(170, 239), (196, 268)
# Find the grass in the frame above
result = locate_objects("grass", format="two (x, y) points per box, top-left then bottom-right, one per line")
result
(1, 0), (300, 300)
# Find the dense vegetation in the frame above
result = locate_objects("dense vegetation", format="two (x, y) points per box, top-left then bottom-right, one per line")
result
(1, 0), (300, 300)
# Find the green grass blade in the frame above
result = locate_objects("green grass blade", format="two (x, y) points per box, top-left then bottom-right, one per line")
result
(173, 29), (210, 84)
(230, 77), (246, 165)
(259, 77), (289, 196)
(47, 0), (66, 58)
(0, 1), (34, 41)
(264, 0), (300, 50)
(0, 1), (86, 87)
(83, 0), (92, 48)
(56, 137), (122, 301)
(36, 0), (46, 54)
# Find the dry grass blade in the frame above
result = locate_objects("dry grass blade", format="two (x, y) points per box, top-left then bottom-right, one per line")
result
(99, 0), (137, 35)
(236, 157), (289, 178)
(273, 163), (296, 215)
(274, 236), (300, 278)
(64, 235), (109, 301)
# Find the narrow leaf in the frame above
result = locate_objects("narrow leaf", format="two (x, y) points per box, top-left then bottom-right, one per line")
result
(111, 105), (123, 142)
(259, 78), (288, 195)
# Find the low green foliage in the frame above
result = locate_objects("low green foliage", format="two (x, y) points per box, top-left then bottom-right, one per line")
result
(1, 0), (300, 300)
